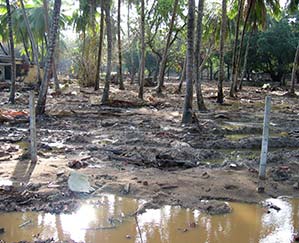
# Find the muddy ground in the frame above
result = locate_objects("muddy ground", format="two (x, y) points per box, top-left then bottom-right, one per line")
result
(1, 78), (299, 217)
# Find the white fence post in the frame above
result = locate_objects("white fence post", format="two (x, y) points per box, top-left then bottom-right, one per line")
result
(29, 91), (37, 163)
(259, 96), (271, 179)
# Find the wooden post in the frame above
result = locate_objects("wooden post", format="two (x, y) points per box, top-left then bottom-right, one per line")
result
(259, 96), (271, 179)
(29, 91), (37, 163)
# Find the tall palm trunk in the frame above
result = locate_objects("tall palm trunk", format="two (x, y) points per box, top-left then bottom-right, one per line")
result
(290, 42), (299, 95)
(195, 0), (206, 111)
(177, 56), (186, 93)
(19, 0), (41, 84)
(36, 0), (61, 115)
(101, 0), (112, 104)
(118, 0), (124, 90)
(182, 0), (195, 124)
(138, 0), (145, 99)
(156, 0), (179, 94)
(6, 0), (16, 104)
(95, 4), (104, 91)
(43, 0), (60, 93)
(217, 0), (227, 104)
(229, 0), (244, 97)
(238, 30), (252, 90)
(235, 0), (253, 91)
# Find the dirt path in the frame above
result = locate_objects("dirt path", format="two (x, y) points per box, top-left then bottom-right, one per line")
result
(1, 80), (299, 214)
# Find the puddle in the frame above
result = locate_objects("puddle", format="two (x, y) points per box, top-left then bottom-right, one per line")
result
(0, 195), (299, 243)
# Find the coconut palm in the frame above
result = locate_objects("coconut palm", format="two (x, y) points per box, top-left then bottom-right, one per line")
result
(217, 0), (227, 104)
(19, 0), (41, 83)
(138, 0), (145, 99)
(6, 0), (16, 104)
(101, 0), (112, 104)
(195, 0), (206, 111)
(182, 0), (195, 123)
(95, 1), (104, 91)
(36, 0), (61, 115)
(118, 0), (124, 90)
(156, 0), (180, 94)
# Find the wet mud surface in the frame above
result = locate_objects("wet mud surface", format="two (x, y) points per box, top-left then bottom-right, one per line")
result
(1, 80), (299, 236)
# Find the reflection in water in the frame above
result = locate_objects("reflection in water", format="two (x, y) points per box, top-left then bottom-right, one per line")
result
(260, 199), (294, 243)
(0, 196), (299, 243)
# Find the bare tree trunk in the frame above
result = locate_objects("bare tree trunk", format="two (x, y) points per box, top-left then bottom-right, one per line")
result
(290, 42), (299, 95)
(182, 0), (195, 124)
(138, 0), (145, 99)
(95, 4), (104, 91)
(20, 30), (30, 61)
(235, 0), (253, 91)
(6, 0), (16, 104)
(195, 0), (206, 111)
(229, 0), (243, 97)
(20, 0), (41, 84)
(0, 42), (8, 55)
(43, 0), (60, 93)
(239, 31), (252, 90)
(217, 0), (227, 104)
(177, 56), (186, 93)
(101, 0), (112, 104)
(36, 0), (61, 115)
(156, 0), (179, 94)
(117, 0), (124, 90)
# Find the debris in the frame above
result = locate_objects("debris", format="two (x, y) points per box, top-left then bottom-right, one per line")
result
(123, 183), (131, 194)
(160, 185), (178, 190)
(293, 182), (299, 190)
(0, 109), (29, 123)
(202, 172), (210, 179)
(0, 228), (4, 234)
(229, 163), (238, 169)
(294, 233), (299, 241)
(19, 220), (32, 228)
(68, 160), (89, 169)
(189, 222), (197, 228)
(143, 181), (148, 186)
(125, 235), (132, 239)
(257, 186), (265, 193)
(67, 172), (94, 193)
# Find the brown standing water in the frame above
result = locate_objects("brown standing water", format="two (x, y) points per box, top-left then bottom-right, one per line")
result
(0, 195), (298, 243)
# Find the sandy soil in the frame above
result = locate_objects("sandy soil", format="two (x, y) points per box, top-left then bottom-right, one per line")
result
(1, 79), (299, 215)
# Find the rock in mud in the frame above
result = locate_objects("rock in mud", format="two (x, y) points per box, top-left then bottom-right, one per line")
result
(68, 160), (88, 169)
(199, 200), (232, 215)
(68, 172), (94, 193)
(0, 227), (4, 234)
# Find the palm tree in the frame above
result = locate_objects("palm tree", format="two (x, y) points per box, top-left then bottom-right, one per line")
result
(229, 0), (244, 97)
(217, 0), (227, 104)
(138, 0), (145, 99)
(36, 0), (61, 115)
(101, 0), (112, 104)
(182, 0), (195, 124)
(43, 0), (60, 93)
(290, 42), (299, 95)
(19, 0), (41, 83)
(95, 1), (104, 91)
(195, 0), (206, 111)
(156, 0), (180, 94)
(6, 0), (16, 104)
(118, 0), (124, 90)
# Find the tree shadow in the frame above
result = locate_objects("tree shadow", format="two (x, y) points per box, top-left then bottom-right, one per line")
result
(11, 158), (37, 185)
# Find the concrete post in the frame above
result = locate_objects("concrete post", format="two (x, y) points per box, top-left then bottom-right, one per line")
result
(259, 96), (271, 179)
(29, 91), (37, 163)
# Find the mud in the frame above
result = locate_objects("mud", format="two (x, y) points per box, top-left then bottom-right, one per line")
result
(0, 80), (299, 217)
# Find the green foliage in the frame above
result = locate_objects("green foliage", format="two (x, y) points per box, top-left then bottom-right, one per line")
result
(246, 17), (298, 81)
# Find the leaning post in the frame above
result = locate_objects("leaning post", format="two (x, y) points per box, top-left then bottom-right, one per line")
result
(259, 95), (271, 179)
(29, 91), (37, 163)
